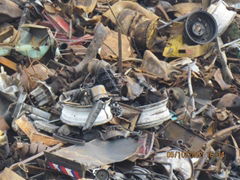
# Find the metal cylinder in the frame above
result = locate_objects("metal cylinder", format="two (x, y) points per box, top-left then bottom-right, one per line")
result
(184, 11), (218, 45)
(91, 85), (108, 102)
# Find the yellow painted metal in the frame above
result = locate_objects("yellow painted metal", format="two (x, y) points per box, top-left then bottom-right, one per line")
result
(0, 56), (17, 71)
(0, 130), (7, 146)
(163, 35), (213, 58)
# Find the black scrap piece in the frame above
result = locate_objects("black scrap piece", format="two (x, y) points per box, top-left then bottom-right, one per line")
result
(53, 133), (85, 145)
(95, 68), (119, 94)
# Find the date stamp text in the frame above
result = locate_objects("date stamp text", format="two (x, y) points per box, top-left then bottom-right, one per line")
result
(167, 151), (224, 159)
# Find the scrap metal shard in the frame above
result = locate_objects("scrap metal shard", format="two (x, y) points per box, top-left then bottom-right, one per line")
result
(0, 168), (25, 180)
(15, 115), (62, 146)
(74, 23), (110, 73)
(141, 50), (179, 80)
(46, 138), (140, 169)
(0, 0), (22, 23)
(75, 0), (98, 14)
(15, 24), (55, 59)
(162, 121), (206, 152)
(100, 30), (134, 61)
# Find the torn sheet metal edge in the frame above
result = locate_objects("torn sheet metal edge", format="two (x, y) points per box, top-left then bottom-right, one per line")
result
(60, 99), (113, 127)
(48, 137), (139, 169)
(208, 1), (236, 35)
(136, 97), (171, 128)
(44, 138), (139, 178)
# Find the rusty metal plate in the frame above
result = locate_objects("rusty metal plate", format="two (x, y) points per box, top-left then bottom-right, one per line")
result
(161, 121), (206, 152)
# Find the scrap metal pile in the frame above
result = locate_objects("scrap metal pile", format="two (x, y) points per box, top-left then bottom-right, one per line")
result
(0, 0), (240, 179)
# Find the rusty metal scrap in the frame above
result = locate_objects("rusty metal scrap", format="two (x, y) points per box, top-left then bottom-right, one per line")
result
(0, 0), (22, 23)
(0, 0), (240, 179)
(14, 115), (62, 146)
(0, 168), (25, 180)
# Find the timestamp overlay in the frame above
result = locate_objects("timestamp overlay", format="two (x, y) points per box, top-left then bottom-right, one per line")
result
(167, 151), (225, 159)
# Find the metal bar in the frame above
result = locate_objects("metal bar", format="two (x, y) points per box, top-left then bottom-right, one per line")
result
(0, 57), (17, 71)
(10, 143), (63, 170)
(118, 28), (123, 75)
